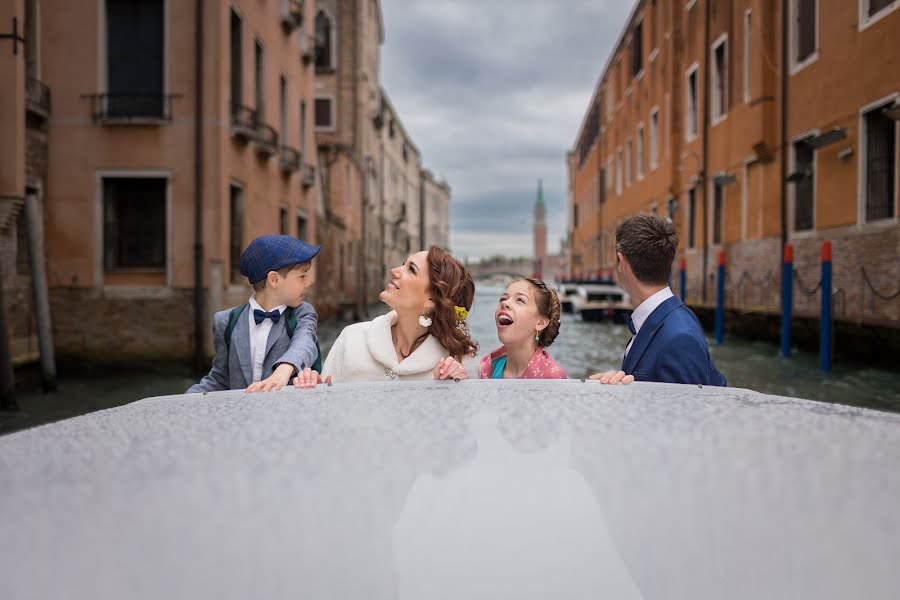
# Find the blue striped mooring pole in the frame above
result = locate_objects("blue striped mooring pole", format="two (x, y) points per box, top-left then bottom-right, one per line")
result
(679, 257), (687, 302)
(780, 244), (793, 358)
(820, 241), (833, 373)
(715, 251), (725, 346)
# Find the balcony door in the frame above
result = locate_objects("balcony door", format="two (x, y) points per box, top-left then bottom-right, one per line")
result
(107, 0), (164, 117)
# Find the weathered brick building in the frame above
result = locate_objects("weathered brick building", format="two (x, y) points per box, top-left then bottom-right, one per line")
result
(569, 0), (900, 327)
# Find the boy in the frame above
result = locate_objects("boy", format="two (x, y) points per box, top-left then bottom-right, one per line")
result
(590, 214), (726, 386)
(187, 234), (321, 394)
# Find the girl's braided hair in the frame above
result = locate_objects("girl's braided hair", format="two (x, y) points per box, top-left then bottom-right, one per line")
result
(522, 278), (561, 348)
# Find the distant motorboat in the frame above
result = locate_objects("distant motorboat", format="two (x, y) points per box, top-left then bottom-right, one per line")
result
(575, 283), (630, 323)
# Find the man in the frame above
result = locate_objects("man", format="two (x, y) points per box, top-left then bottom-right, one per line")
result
(591, 214), (726, 386)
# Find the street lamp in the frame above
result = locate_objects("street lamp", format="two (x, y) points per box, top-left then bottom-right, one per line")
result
(712, 171), (736, 187)
(805, 127), (847, 150)
(884, 102), (900, 121)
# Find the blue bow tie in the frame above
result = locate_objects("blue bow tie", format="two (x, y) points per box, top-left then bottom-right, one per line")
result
(624, 312), (636, 336)
(253, 308), (281, 325)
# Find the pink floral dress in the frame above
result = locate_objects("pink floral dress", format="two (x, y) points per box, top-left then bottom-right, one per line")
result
(479, 346), (567, 380)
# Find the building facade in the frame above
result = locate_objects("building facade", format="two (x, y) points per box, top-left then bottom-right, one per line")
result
(379, 91), (422, 271)
(568, 0), (900, 325)
(1, 0), (451, 374)
(420, 168), (451, 251)
(2, 0), (321, 365)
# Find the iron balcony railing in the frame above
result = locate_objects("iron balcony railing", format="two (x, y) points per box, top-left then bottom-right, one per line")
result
(254, 122), (279, 157)
(25, 77), (51, 117)
(281, 0), (304, 31)
(300, 163), (316, 188)
(87, 93), (176, 123)
(299, 32), (315, 65)
(280, 146), (301, 174)
(231, 103), (258, 141)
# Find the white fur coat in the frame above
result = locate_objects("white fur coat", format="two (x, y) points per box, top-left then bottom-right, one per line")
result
(322, 311), (478, 382)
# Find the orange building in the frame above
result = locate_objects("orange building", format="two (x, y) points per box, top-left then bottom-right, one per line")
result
(2, 0), (322, 367)
(568, 0), (900, 326)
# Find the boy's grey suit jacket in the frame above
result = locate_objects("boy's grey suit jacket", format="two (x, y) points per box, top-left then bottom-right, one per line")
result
(187, 302), (318, 393)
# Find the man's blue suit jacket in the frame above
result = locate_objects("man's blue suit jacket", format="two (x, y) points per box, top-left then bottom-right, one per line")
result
(622, 296), (727, 386)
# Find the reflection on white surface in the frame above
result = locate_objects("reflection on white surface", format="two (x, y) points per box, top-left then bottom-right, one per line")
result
(393, 410), (643, 600)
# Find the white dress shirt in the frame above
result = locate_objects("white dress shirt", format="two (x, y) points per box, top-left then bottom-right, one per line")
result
(248, 296), (287, 383)
(624, 286), (674, 357)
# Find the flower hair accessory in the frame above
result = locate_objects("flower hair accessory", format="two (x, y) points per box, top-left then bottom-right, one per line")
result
(454, 305), (469, 322)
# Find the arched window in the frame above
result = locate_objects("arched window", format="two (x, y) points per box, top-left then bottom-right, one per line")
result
(314, 10), (334, 70)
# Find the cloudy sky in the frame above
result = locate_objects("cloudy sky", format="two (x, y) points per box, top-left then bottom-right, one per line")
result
(380, 0), (631, 261)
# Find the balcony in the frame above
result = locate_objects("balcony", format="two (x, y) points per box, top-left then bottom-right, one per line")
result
(26, 78), (51, 118)
(254, 122), (279, 158)
(299, 32), (315, 65)
(280, 146), (301, 174)
(281, 0), (304, 32)
(300, 163), (316, 188)
(231, 103), (257, 142)
(87, 94), (175, 125)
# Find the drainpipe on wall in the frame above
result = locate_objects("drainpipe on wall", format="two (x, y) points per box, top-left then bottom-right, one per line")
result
(192, 0), (205, 375)
(701, 0), (712, 303)
(780, 0), (789, 266)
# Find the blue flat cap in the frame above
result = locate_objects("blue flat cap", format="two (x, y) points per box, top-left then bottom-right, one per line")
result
(239, 234), (321, 284)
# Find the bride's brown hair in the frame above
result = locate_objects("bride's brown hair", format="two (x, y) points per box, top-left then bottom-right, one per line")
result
(426, 246), (478, 360)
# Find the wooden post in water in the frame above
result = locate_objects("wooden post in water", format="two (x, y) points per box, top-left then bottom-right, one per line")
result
(25, 192), (56, 392)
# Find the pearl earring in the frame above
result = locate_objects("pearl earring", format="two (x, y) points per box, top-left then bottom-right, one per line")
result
(419, 314), (433, 328)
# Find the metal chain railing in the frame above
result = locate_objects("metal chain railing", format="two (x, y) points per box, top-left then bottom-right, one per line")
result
(792, 269), (822, 296)
(861, 267), (900, 301)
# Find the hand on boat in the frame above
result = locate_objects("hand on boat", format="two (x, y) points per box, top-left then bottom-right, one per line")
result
(292, 367), (331, 388)
(434, 356), (468, 380)
(588, 370), (635, 385)
(246, 363), (295, 392)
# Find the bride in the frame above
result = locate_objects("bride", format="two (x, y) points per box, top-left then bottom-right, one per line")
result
(294, 246), (478, 386)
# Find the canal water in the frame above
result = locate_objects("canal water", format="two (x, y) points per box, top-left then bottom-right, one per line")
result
(3, 284), (898, 435)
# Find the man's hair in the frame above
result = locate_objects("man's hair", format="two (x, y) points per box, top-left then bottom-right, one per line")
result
(615, 214), (679, 285)
(251, 262), (309, 293)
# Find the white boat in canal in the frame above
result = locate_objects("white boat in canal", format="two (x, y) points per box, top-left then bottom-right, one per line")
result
(1, 380), (899, 599)
(555, 282), (580, 314)
(575, 283), (631, 322)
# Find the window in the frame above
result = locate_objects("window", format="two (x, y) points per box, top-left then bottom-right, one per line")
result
(631, 20), (643, 77)
(229, 184), (244, 283)
(743, 10), (752, 103)
(604, 85), (613, 120)
(792, 0), (817, 69)
(861, 0), (899, 28)
(578, 102), (600, 165)
(573, 204), (579, 228)
(606, 158), (614, 192)
(686, 65), (699, 140)
(279, 207), (288, 235)
(299, 100), (307, 156)
(16, 204), (29, 275)
(296, 214), (308, 241)
(314, 10), (334, 70)
(616, 148), (623, 194)
(792, 138), (815, 231)
(863, 103), (897, 221)
(314, 97), (333, 129)
(664, 93), (670, 156)
(279, 75), (288, 143)
(254, 40), (264, 122)
(230, 9), (242, 111)
(712, 183), (724, 244)
(711, 35), (728, 122)
(649, 108), (659, 169)
(625, 139), (633, 187)
(687, 187), (696, 248)
(599, 167), (606, 206)
(106, 0), (164, 117)
(344, 163), (351, 211)
(636, 125), (645, 179)
(24, 0), (40, 80)
(103, 177), (166, 271)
